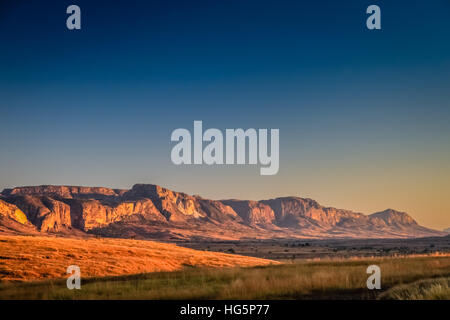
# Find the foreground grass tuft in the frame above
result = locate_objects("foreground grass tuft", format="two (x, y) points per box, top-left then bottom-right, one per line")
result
(379, 277), (450, 300)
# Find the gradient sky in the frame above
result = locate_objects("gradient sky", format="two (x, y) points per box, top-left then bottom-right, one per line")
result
(1, 0), (449, 229)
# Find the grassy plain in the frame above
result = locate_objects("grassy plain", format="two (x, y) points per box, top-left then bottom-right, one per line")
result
(1, 250), (449, 299)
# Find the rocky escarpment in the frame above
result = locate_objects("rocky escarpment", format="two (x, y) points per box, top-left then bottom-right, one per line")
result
(222, 200), (276, 226)
(123, 184), (206, 222)
(2, 185), (127, 200)
(261, 197), (364, 229)
(0, 184), (445, 240)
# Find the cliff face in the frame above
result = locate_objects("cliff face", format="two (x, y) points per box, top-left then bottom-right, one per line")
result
(0, 199), (29, 225)
(261, 197), (364, 227)
(0, 184), (444, 240)
(222, 200), (276, 226)
(69, 198), (165, 231)
(124, 184), (206, 221)
(3, 194), (164, 232)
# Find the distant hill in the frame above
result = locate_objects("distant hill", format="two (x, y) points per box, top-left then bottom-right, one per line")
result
(0, 184), (445, 240)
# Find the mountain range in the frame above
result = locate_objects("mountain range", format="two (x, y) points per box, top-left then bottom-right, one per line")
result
(0, 184), (445, 240)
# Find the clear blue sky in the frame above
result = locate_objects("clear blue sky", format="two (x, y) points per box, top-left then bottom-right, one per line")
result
(0, 0), (449, 228)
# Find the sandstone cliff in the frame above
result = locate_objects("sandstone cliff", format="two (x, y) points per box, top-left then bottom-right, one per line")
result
(222, 200), (276, 226)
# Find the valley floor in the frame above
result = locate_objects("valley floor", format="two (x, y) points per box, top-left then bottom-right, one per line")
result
(179, 236), (450, 261)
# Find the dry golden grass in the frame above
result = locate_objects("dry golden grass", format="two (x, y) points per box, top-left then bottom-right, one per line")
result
(1, 234), (449, 299)
(0, 235), (278, 281)
(1, 254), (449, 299)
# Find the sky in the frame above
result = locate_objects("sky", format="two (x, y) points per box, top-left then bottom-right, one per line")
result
(0, 0), (449, 229)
